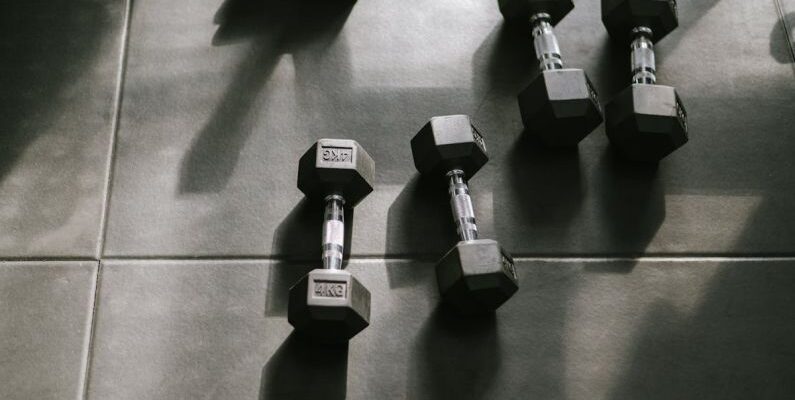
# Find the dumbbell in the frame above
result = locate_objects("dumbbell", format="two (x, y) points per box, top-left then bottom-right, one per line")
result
(411, 115), (519, 314)
(498, 0), (603, 146)
(602, 0), (688, 162)
(288, 139), (375, 343)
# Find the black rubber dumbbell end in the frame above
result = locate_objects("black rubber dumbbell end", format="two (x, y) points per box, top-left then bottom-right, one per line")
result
(605, 83), (688, 162)
(288, 269), (371, 343)
(297, 138), (375, 207)
(436, 239), (519, 314)
(519, 68), (604, 146)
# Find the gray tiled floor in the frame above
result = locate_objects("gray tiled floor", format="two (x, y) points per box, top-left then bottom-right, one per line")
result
(103, 0), (795, 258)
(1, 0), (794, 399)
(87, 259), (795, 400)
(0, 1), (126, 258)
(0, 261), (98, 400)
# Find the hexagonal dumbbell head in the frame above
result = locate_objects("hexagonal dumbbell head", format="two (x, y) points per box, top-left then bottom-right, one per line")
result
(410, 115), (488, 180)
(605, 84), (688, 162)
(498, 0), (574, 25)
(436, 239), (519, 314)
(288, 269), (371, 343)
(297, 139), (375, 207)
(602, 0), (679, 43)
(519, 68), (604, 146)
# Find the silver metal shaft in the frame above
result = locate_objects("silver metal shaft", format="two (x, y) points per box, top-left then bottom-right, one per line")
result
(322, 195), (345, 270)
(630, 27), (656, 84)
(447, 170), (478, 242)
(530, 13), (564, 71)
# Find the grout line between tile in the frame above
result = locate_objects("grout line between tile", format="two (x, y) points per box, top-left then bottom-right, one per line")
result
(95, 0), (134, 260)
(76, 261), (102, 400)
(1, 254), (795, 264)
(80, 0), (133, 398)
(89, 255), (795, 263)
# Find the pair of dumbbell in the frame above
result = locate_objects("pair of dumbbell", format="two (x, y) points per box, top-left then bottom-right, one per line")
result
(288, 116), (517, 343)
(502, 0), (688, 162)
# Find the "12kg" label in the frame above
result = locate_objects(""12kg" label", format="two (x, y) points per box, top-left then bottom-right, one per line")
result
(314, 281), (348, 298)
(321, 146), (353, 164)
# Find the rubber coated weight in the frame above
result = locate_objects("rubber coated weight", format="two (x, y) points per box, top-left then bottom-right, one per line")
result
(411, 116), (519, 314)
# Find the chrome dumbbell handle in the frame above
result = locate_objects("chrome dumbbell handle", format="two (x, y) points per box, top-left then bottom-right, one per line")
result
(447, 170), (478, 242)
(530, 13), (564, 71)
(631, 26), (656, 84)
(321, 194), (345, 270)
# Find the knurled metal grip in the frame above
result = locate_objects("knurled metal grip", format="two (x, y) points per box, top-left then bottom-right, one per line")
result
(530, 13), (563, 71)
(322, 194), (345, 270)
(630, 27), (656, 84)
(447, 170), (478, 241)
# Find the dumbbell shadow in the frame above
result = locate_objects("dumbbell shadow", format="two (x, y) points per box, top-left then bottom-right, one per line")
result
(504, 133), (584, 247)
(259, 332), (348, 400)
(266, 198), (354, 317)
(179, 0), (355, 194)
(407, 305), (500, 399)
(385, 175), (456, 289)
(589, 147), (665, 271)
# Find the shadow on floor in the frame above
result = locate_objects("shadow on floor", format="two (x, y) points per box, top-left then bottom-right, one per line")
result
(385, 175), (454, 288)
(407, 305), (500, 400)
(0, 1), (109, 183)
(771, 11), (795, 64)
(260, 332), (349, 400)
(179, 0), (355, 194)
(590, 147), (665, 270)
(505, 133), (585, 245)
(607, 261), (795, 399)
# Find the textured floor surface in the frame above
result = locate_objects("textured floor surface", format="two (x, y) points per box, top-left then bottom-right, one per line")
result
(1, 0), (794, 399)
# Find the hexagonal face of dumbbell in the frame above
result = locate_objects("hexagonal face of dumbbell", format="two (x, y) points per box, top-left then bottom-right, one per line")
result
(410, 115), (489, 180)
(297, 139), (375, 207)
(497, 0), (574, 25)
(435, 239), (519, 314)
(605, 84), (688, 162)
(288, 269), (371, 343)
(518, 68), (604, 146)
(602, 0), (678, 43)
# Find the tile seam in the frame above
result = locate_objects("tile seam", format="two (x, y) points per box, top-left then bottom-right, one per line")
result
(76, 262), (102, 400)
(89, 255), (795, 263)
(80, 0), (134, 398)
(95, 0), (134, 259)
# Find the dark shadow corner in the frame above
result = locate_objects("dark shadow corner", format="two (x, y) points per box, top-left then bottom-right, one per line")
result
(265, 198), (354, 316)
(472, 21), (537, 97)
(506, 133), (584, 235)
(589, 146), (665, 272)
(260, 332), (349, 400)
(591, 36), (630, 102)
(407, 305), (500, 400)
(178, 0), (355, 195)
(385, 175), (456, 289)
(0, 2), (108, 183)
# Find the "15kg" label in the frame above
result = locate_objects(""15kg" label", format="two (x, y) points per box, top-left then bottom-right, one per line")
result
(314, 281), (347, 298)
(321, 146), (353, 164)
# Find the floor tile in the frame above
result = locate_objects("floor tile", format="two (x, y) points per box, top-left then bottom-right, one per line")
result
(0, 261), (98, 399)
(0, 2), (127, 257)
(87, 259), (795, 399)
(103, 0), (795, 257)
